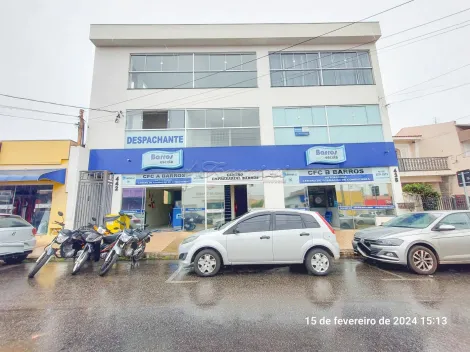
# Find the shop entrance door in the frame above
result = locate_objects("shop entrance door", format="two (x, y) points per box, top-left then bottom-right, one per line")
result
(307, 185), (338, 227)
(234, 185), (248, 217)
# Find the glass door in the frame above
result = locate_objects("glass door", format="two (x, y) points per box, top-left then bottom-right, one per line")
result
(121, 188), (146, 228)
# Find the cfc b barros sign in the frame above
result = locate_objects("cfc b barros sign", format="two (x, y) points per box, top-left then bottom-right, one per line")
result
(141, 150), (183, 170)
(306, 145), (347, 165)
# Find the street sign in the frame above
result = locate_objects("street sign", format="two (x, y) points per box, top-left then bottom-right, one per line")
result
(457, 170), (470, 187)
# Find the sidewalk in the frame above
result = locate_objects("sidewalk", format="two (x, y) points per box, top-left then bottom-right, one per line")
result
(31, 229), (356, 260)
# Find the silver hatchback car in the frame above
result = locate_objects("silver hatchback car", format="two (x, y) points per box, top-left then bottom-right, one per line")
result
(353, 211), (470, 275)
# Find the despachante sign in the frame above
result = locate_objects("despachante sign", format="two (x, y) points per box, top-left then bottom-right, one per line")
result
(142, 150), (183, 170)
(306, 145), (346, 165)
(125, 130), (185, 149)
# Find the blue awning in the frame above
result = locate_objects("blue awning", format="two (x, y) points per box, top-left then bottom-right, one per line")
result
(0, 169), (67, 184)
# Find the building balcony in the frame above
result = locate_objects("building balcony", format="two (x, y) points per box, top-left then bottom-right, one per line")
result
(398, 157), (450, 172)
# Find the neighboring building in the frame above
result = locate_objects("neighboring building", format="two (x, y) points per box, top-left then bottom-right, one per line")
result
(394, 121), (470, 196)
(0, 140), (78, 234)
(74, 23), (402, 230)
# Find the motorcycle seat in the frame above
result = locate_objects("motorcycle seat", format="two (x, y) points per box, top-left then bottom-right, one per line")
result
(102, 234), (120, 244)
(62, 229), (73, 236)
(135, 231), (151, 241)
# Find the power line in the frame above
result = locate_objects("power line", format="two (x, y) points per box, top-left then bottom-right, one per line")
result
(388, 82), (470, 105)
(94, 0), (416, 110)
(0, 112), (79, 125)
(92, 7), (470, 122)
(0, 93), (118, 113)
(0, 104), (79, 118)
(384, 63), (470, 98)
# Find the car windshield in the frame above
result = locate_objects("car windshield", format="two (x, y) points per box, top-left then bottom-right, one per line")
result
(216, 219), (236, 231)
(382, 213), (442, 229)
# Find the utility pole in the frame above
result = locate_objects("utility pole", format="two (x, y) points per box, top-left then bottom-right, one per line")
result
(77, 109), (85, 146)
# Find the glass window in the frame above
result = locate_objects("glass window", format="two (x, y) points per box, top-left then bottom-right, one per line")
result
(187, 110), (206, 128)
(383, 213), (440, 229)
(194, 54), (210, 71)
(311, 107), (327, 125)
(230, 128), (261, 146)
(126, 110), (143, 130)
(225, 54), (241, 70)
(210, 54), (226, 71)
(241, 109), (259, 127)
(128, 72), (193, 89)
(366, 105), (381, 124)
(241, 54), (257, 71)
(223, 109), (241, 127)
(247, 184), (264, 210)
(274, 127), (329, 145)
(206, 109), (224, 128)
(178, 55), (193, 71)
(301, 214), (320, 228)
(269, 53), (282, 70)
(168, 110), (185, 129)
(0, 215), (31, 228)
(439, 213), (470, 230)
(207, 185), (225, 229)
(236, 214), (271, 233)
(273, 108), (286, 126)
(284, 186), (308, 209)
(182, 185), (206, 232)
(130, 56), (146, 71)
(329, 125), (384, 143)
(275, 214), (304, 230)
(270, 51), (372, 87)
(161, 55), (178, 71)
(145, 56), (161, 71)
(194, 71), (257, 88)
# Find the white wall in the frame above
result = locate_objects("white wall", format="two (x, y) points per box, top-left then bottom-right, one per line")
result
(65, 146), (90, 227)
(87, 42), (390, 149)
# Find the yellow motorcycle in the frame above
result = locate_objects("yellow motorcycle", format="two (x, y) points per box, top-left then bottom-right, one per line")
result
(103, 212), (133, 234)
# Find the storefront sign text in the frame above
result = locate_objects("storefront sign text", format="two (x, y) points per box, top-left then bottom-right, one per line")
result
(142, 150), (183, 170)
(339, 205), (395, 210)
(294, 127), (309, 136)
(306, 145), (347, 165)
(207, 171), (263, 184)
(122, 173), (204, 186)
(125, 130), (185, 149)
(283, 168), (390, 184)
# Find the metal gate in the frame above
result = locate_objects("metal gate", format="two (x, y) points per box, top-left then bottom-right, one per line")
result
(74, 171), (113, 228)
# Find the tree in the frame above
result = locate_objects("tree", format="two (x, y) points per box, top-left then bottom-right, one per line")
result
(402, 183), (439, 198)
(402, 183), (440, 210)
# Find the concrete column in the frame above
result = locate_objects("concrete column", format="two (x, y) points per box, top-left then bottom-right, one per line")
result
(263, 170), (285, 208)
(390, 166), (405, 214)
(111, 174), (123, 213)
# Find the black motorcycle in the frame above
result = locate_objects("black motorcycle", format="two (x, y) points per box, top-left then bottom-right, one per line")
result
(71, 227), (104, 275)
(28, 211), (87, 278)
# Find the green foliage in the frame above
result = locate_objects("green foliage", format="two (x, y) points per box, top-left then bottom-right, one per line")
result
(402, 183), (440, 198)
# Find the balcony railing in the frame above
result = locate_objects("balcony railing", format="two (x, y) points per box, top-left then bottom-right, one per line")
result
(398, 157), (449, 172)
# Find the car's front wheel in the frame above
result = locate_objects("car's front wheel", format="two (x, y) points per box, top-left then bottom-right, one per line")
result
(305, 248), (332, 276)
(194, 249), (221, 277)
(407, 245), (437, 275)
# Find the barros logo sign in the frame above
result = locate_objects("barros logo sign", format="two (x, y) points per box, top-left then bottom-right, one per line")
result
(306, 145), (347, 165)
(141, 150), (183, 170)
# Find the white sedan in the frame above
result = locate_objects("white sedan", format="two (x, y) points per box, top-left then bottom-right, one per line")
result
(0, 214), (36, 264)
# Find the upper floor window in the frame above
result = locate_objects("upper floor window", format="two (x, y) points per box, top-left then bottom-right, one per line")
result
(269, 51), (374, 87)
(125, 108), (260, 148)
(129, 53), (257, 89)
(273, 105), (384, 144)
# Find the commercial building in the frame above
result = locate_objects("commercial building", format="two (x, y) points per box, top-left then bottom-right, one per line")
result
(394, 121), (470, 196)
(78, 23), (402, 231)
(0, 140), (78, 234)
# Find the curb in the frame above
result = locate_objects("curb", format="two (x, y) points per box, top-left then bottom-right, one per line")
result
(27, 251), (357, 262)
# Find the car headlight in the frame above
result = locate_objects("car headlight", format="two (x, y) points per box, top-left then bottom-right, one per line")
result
(373, 238), (404, 246)
(181, 235), (199, 245)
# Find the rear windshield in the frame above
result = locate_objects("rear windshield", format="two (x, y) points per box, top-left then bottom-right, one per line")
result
(382, 213), (441, 229)
(0, 215), (31, 228)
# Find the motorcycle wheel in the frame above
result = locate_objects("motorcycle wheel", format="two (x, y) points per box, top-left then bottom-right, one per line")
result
(72, 250), (89, 275)
(133, 243), (146, 261)
(99, 251), (118, 277)
(28, 252), (51, 278)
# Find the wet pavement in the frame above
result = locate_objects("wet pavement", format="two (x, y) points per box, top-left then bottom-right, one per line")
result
(1, 259), (470, 352)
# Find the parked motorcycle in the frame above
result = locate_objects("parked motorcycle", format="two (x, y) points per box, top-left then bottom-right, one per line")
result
(184, 217), (196, 231)
(71, 227), (104, 275)
(28, 211), (86, 278)
(99, 227), (152, 276)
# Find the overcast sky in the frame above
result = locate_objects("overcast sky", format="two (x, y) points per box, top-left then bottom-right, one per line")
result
(0, 0), (469, 141)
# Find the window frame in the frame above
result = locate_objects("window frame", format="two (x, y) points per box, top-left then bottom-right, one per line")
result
(274, 212), (305, 231)
(224, 212), (273, 234)
(269, 50), (375, 87)
(272, 104), (384, 144)
(434, 212), (470, 230)
(129, 52), (258, 89)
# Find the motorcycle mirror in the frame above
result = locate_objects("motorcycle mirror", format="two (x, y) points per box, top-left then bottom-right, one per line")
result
(114, 227), (119, 230)
(119, 211), (125, 216)
(58, 211), (64, 217)
(92, 217), (97, 222)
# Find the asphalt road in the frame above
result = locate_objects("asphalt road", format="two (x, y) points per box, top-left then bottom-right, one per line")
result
(1, 259), (470, 352)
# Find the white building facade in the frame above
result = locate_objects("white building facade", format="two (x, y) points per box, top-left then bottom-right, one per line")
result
(80, 23), (402, 230)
